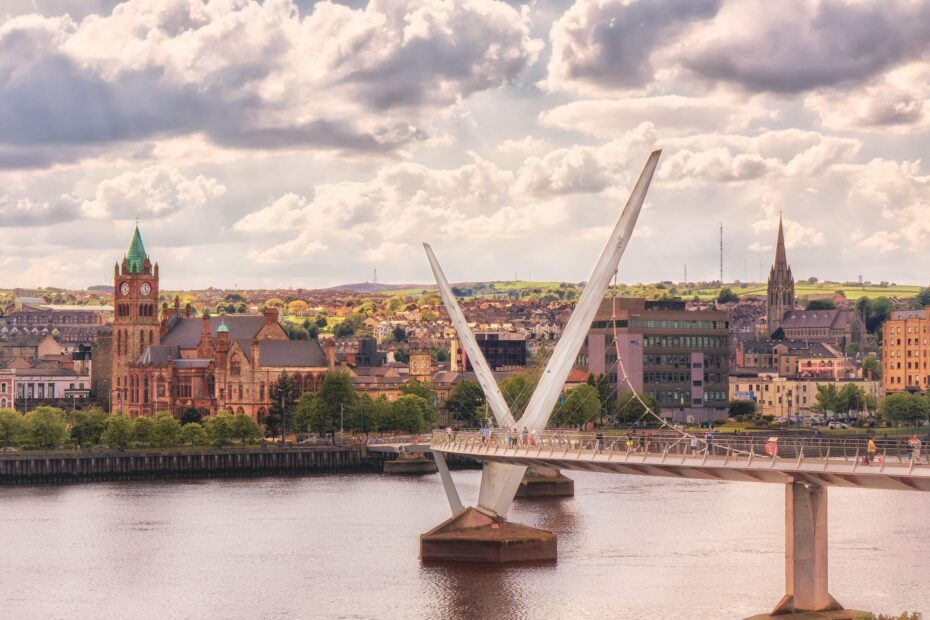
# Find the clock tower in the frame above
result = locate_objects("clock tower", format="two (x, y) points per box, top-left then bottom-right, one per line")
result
(112, 225), (160, 415)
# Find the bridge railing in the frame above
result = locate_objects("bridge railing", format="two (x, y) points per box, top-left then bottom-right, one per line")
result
(430, 430), (928, 466)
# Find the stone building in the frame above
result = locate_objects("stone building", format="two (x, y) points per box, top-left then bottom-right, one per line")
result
(882, 308), (930, 394)
(110, 226), (333, 420)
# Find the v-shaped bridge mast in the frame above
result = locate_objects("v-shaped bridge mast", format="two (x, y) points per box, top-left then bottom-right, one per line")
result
(424, 149), (661, 518)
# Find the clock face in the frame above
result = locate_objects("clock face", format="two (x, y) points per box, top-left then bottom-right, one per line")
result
(140, 282), (152, 296)
(119, 282), (129, 296)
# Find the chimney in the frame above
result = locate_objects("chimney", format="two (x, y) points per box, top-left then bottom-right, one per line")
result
(323, 338), (335, 369)
(174, 295), (181, 318)
(263, 306), (278, 326)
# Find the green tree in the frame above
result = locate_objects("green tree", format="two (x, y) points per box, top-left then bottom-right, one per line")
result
(879, 393), (930, 427)
(132, 416), (157, 447)
(315, 315), (328, 329)
(552, 384), (601, 427)
(296, 395), (332, 436)
(728, 400), (756, 417)
(813, 384), (840, 415)
(805, 299), (836, 310)
(25, 407), (69, 449)
(346, 395), (390, 434)
(151, 412), (182, 447)
(180, 422), (208, 446)
(500, 372), (538, 420)
(392, 325), (407, 342)
(614, 392), (662, 425)
(857, 296), (893, 334)
(862, 355), (882, 380)
(836, 383), (865, 415)
(70, 408), (108, 447)
(917, 287), (930, 308)
(231, 413), (263, 444)
(311, 371), (357, 435)
(102, 414), (133, 448)
(384, 395), (430, 433)
(267, 371), (299, 439)
(717, 288), (739, 304)
(179, 406), (203, 425)
(445, 380), (484, 425)
(587, 373), (611, 423)
(0, 409), (27, 447)
(205, 413), (235, 446)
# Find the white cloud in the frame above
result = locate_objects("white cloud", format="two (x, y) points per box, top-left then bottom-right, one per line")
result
(81, 166), (225, 219)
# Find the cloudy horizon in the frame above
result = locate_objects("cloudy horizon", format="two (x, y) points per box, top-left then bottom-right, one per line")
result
(1, 0), (929, 290)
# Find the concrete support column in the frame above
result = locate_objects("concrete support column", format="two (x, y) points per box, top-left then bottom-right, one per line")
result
(772, 481), (841, 615)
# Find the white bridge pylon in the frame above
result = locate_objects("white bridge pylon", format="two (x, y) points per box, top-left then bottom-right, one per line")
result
(423, 149), (662, 518)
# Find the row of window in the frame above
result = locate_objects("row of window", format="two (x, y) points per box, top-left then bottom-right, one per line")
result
(643, 335), (726, 349)
(14, 382), (85, 399)
(590, 319), (728, 330)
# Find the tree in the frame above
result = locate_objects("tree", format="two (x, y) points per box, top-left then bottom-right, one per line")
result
(862, 355), (882, 380)
(587, 373), (611, 423)
(391, 325), (407, 342)
(132, 416), (157, 447)
(401, 378), (433, 402)
(231, 413), (263, 444)
(813, 384), (840, 415)
(879, 393), (930, 427)
(315, 315), (328, 329)
(180, 422), (208, 446)
(614, 392), (661, 425)
(717, 288), (739, 304)
(805, 300), (836, 310)
(384, 395), (430, 433)
(857, 296), (893, 334)
(70, 408), (108, 447)
(179, 406), (203, 425)
(728, 400), (756, 417)
(205, 413), (236, 446)
(0, 409), (26, 447)
(25, 407), (69, 449)
(917, 287), (930, 308)
(346, 395), (390, 434)
(151, 412), (181, 447)
(836, 383), (865, 415)
(500, 372), (538, 420)
(552, 384), (601, 427)
(266, 371), (299, 439)
(445, 380), (484, 425)
(102, 414), (133, 448)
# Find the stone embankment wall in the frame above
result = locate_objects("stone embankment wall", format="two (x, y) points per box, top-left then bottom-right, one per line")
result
(0, 446), (389, 484)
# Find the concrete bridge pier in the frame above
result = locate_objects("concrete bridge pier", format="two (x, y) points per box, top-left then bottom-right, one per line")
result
(771, 481), (843, 616)
(515, 467), (574, 498)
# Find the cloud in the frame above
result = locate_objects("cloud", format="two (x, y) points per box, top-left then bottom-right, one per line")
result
(81, 165), (225, 219)
(751, 206), (825, 249)
(805, 62), (930, 132)
(859, 230), (902, 253)
(0, 194), (80, 226)
(682, 0), (930, 94)
(0, 0), (542, 164)
(544, 0), (721, 94)
(538, 95), (771, 137)
(234, 193), (308, 234)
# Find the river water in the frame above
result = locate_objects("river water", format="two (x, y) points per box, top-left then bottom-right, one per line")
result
(0, 470), (927, 619)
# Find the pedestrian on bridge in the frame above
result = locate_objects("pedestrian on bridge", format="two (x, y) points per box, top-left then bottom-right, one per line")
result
(690, 436), (698, 455)
(705, 431), (714, 456)
(481, 426), (489, 446)
(521, 427), (529, 447)
(866, 437), (877, 465)
(914, 435), (923, 464)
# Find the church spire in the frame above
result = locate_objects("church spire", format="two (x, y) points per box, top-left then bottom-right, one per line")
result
(774, 212), (787, 267)
(126, 225), (147, 274)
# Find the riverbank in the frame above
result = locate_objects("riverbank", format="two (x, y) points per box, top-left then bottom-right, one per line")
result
(0, 445), (384, 483)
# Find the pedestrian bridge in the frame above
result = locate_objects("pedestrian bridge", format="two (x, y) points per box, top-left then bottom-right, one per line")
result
(428, 430), (930, 492)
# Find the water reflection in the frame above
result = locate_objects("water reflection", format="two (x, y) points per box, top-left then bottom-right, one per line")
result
(0, 471), (926, 618)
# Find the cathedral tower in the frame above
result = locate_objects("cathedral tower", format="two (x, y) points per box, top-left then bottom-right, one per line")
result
(767, 214), (795, 336)
(112, 226), (160, 414)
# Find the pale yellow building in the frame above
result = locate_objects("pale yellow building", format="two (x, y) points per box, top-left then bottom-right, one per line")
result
(729, 373), (882, 419)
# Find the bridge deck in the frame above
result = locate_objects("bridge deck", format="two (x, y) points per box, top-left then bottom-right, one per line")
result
(430, 431), (930, 492)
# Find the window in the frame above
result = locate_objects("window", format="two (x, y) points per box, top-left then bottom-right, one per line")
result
(48, 384), (54, 399)
(230, 356), (241, 377)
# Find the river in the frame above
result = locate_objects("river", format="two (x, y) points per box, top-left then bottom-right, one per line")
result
(0, 471), (927, 619)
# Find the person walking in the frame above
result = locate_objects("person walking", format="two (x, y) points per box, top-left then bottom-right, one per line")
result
(595, 430), (604, 454)
(481, 425), (489, 446)
(705, 431), (714, 456)
(521, 427), (529, 447)
(690, 435), (698, 456)
(866, 436), (877, 465)
(914, 435), (923, 464)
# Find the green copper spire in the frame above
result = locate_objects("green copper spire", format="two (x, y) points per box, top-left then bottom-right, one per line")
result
(216, 320), (229, 333)
(126, 225), (147, 273)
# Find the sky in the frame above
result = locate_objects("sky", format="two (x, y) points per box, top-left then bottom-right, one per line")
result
(1, 0), (929, 290)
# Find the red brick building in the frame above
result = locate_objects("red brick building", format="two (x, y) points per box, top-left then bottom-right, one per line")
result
(111, 227), (333, 420)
